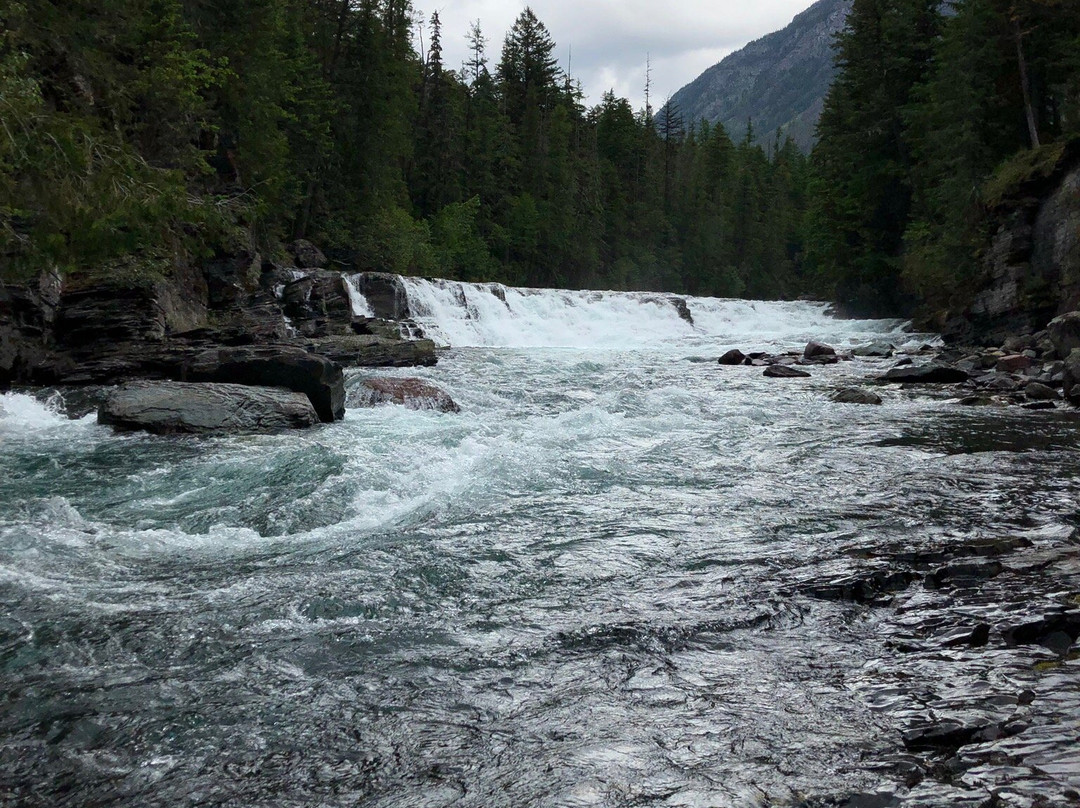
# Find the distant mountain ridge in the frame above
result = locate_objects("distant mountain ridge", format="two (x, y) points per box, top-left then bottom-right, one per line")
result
(665, 0), (852, 152)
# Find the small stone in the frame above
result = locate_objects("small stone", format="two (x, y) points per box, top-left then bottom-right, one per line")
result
(764, 365), (811, 378)
(831, 387), (883, 405)
(852, 341), (894, 358)
(985, 374), (1020, 392)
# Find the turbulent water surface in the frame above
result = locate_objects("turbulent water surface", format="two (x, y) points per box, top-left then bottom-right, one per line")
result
(2, 283), (1079, 807)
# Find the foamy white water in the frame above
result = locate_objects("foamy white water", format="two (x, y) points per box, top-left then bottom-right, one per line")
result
(3, 284), (1075, 808)
(393, 277), (912, 349)
(344, 273), (376, 318)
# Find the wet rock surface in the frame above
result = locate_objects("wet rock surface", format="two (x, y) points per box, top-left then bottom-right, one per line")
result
(787, 527), (1080, 807)
(97, 380), (320, 434)
(832, 387), (883, 405)
(306, 335), (438, 368)
(0, 262), (439, 393)
(765, 364), (812, 378)
(881, 364), (971, 384)
(182, 345), (345, 423)
(348, 376), (460, 412)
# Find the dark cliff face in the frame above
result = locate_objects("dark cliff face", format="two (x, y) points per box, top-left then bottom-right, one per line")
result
(950, 145), (1080, 344)
(664, 0), (852, 152)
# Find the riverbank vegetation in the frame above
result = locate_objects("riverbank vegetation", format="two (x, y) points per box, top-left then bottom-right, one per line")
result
(1, 0), (1078, 313)
(808, 0), (1080, 315)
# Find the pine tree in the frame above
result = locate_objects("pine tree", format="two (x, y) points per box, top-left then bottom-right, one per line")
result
(806, 0), (942, 314)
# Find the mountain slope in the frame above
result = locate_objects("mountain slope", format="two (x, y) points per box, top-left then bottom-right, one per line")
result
(665, 0), (852, 151)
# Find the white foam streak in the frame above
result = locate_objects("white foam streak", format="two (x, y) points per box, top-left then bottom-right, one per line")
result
(0, 392), (69, 432)
(400, 277), (911, 349)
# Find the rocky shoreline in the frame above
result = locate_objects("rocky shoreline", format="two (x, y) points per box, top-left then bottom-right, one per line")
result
(717, 310), (1080, 414)
(0, 242), (455, 433)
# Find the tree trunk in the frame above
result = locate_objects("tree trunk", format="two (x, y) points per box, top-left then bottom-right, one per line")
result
(1014, 18), (1040, 148)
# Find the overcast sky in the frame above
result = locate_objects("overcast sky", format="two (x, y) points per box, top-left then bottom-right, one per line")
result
(411, 0), (816, 111)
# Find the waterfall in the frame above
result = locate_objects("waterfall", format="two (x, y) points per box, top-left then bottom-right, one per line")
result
(342, 276), (912, 350)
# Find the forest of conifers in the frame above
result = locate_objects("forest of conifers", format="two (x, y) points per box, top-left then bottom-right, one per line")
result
(1, 0), (1078, 314)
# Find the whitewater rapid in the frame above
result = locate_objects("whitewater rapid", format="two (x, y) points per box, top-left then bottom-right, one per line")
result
(2, 284), (1076, 808)
(373, 277), (916, 350)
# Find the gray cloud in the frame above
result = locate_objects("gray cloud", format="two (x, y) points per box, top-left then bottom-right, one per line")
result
(412, 0), (815, 110)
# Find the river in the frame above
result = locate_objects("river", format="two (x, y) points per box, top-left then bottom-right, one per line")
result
(2, 282), (1078, 807)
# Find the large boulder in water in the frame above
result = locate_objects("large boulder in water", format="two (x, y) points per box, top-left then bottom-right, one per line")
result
(98, 381), (319, 434)
(880, 364), (970, 384)
(804, 340), (836, 360)
(350, 377), (460, 412)
(718, 349), (747, 366)
(181, 346), (345, 423)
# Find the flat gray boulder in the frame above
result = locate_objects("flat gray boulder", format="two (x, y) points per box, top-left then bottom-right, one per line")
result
(98, 381), (319, 434)
(881, 364), (970, 384)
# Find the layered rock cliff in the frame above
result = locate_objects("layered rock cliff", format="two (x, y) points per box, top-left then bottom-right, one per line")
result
(950, 142), (1080, 345)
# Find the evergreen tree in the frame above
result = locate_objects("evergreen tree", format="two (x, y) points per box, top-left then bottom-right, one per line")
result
(806, 0), (942, 314)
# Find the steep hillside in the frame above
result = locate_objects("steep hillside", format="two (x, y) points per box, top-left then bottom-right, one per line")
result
(665, 0), (852, 151)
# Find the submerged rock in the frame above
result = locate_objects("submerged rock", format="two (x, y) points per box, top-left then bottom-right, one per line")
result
(764, 365), (811, 378)
(881, 364), (970, 384)
(98, 381), (319, 434)
(831, 387), (883, 405)
(350, 377), (460, 413)
(182, 346), (345, 423)
(668, 297), (694, 324)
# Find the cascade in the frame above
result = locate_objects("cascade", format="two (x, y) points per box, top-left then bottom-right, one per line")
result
(346, 275), (912, 350)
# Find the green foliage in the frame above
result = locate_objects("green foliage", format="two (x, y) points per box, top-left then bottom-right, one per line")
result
(353, 206), (435, 277)
(2, 0), (815, 298)
(0, 0), (225, 279)
(982, 141), (1069, 206)
(431, 197), (497, 280)
(810, 0), (1080, 315)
